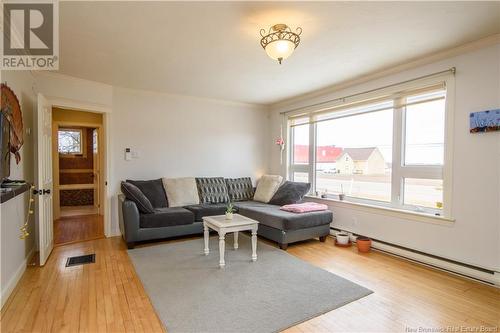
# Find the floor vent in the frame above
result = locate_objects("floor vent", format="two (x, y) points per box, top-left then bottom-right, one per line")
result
(66, 254), (95, 267)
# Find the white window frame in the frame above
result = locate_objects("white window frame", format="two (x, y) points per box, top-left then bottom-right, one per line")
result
(392, 94), (445, 215)
(286, 74), (455, 219)
(288, 119), (315, 186)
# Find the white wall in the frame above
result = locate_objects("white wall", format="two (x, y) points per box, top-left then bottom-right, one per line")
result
(109, 87), (269, 235)
(29, 73), (269, 236)
(34, 72), (113, 110)
(269, 44), (500, 271)
(0, 70), (37, 307)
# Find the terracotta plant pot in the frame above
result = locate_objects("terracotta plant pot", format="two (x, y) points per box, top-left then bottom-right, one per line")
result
(356, 236), (372, 253)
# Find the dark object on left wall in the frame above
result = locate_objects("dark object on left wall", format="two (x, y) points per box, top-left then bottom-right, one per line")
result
(1, 83), (23, 165)
(0, 111), (11, 181)
(0, 181), (30, 204)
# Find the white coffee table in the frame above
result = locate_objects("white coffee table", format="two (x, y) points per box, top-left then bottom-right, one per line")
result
(202, 214), (259, 268)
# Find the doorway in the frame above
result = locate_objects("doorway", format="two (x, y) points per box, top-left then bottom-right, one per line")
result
(51, 107), (105, 245)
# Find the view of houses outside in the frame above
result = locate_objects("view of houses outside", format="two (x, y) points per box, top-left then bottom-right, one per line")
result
(291, 97), (445, 209)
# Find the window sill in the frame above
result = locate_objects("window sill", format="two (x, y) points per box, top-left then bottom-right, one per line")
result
(304, 195), (455, 226)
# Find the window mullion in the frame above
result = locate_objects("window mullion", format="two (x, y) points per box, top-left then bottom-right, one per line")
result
(308, 118), (316, 194)
(287, 123), (294, 179)
(391, 98), (404, 207)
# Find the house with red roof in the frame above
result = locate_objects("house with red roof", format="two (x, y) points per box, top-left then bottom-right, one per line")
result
(293, 145), (386, 174)
(293, 145), (343, 170)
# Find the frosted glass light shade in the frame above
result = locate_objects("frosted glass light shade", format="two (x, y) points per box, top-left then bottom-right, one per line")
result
(265, 40), (295, 63)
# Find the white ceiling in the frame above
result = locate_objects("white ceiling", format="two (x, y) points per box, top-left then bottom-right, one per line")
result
(58, 2), (500, 105)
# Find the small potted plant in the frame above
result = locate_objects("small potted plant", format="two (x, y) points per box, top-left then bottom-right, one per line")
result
(356, 236), (372, 253)
(335, 232), (350, 245)
(225, 202), (235, 220)
(338, 184), (345, 201)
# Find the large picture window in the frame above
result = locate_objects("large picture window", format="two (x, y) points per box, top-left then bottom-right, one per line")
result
(288, 83), (449, 216)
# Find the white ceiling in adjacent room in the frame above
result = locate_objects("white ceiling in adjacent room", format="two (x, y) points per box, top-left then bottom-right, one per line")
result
(58, 2), (500, 105)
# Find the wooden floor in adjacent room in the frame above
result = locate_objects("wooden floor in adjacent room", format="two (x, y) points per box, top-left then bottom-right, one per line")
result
(54, 214), (105, 246)
(1, 236), (499, 333)
(60, 205), (99, 218)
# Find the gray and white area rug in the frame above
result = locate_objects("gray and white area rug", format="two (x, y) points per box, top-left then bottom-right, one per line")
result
(128, 234), (372, 333)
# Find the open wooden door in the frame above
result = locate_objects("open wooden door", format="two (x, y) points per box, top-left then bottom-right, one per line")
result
(35, 93), (54, 266)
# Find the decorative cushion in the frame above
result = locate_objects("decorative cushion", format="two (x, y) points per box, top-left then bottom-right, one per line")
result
(196, 177), (230, 204)
(121, 181), (155, 214)
(225, 177), (254, 202)
(126, 179), (168, 208)
(253, 175), (283, 203)
(162, 177), (200, 207)
(269, 181), (311, 206)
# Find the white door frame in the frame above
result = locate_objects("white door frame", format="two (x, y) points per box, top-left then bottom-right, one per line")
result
(47, 97), (113, 237)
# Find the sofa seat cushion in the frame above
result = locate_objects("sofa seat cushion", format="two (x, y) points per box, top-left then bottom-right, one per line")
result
(184, 203), (238, 222)
(235, 201), (332, 231)
(139, 207), (194, 229)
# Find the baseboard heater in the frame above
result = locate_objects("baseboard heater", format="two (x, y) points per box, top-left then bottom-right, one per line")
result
(329, 228), (500, 287)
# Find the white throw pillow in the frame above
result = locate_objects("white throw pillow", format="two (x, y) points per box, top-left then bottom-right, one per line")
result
(162, 177), (200, 207)
(253, 175), (283, 203)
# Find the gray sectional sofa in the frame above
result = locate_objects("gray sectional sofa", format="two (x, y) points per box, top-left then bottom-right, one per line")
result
(118, 177), (332, 250)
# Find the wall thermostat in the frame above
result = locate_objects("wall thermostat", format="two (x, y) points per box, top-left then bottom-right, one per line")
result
(125, 148), (132, 161)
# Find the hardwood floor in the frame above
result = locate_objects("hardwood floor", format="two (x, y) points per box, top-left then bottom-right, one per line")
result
(1, 236), (499, 333)
(54, 214), (104, 246)
(60, 206), (98, 218)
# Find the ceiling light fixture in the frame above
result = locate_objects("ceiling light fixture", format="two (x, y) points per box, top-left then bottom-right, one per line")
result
(260, 24), (302, 64)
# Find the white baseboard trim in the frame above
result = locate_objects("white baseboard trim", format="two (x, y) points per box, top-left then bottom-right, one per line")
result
(329, 230), (500, 287)
(106, 228), (122, 238)
(1, 247), (35, 309)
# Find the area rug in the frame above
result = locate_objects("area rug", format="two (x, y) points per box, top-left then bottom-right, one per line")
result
(128, 234), (372, 333)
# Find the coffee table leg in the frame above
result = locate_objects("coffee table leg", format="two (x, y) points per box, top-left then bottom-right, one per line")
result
(234, 232), (239, 250)
(251, 228), (257, 262)
(203, 223), (209, 255)
(219, 232), (226, 267)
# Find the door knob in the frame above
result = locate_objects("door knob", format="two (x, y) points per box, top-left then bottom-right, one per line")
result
(42, 189), (51, 195)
